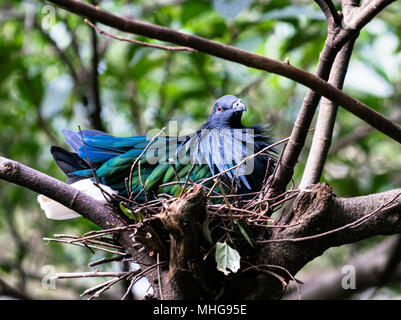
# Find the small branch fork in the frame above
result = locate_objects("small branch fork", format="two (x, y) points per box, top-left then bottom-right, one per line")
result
(314, 0), (342, 28)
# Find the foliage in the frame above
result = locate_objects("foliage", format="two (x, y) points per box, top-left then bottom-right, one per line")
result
(0, 0), (400, 299)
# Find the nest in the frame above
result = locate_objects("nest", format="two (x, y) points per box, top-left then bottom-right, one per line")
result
(46, 136), (299, 299)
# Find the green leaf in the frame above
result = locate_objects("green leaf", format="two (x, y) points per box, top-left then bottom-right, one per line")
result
(215, 241), (241, 276)
(119, 203), (143, 222)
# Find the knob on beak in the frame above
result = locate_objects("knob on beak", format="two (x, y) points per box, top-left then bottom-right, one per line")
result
(233, 99), (247, 112)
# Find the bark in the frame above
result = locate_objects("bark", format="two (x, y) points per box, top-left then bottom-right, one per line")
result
(300, 39), (356, 188)
(254, 183), (401, 299)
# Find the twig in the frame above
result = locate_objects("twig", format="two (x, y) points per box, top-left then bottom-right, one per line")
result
(85, 275), (127, 299)
(241, 264), (302, 300)
(88, 254), (129, 267)
(43, 237), (126, 255)
(52, 271), (130, 279)
(157, 253), (163, 300)
(84, 19), (197, 52)
(257, 191), (401, 244)
(53, 233), (124, 249)
(121, 276), (137, 300)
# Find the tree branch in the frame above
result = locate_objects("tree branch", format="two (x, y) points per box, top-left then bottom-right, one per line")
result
(46, 0), (401, 144)
(314, 0), (342, 28)
(251, 183), (401, 298)
(84, 19), (196, 52)
(300, 38), (355, 188)
(266, 0), (395, 200)
(265, 0), (348, 200)
(0, 156), (124, 228)
(0, 155), (165, 298)
(265, 37), (340, 202)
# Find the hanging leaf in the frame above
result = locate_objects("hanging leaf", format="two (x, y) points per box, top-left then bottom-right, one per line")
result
(215, 241), (241, 275)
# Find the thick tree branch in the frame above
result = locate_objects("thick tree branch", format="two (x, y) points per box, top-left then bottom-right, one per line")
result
(343, 0), (396, 30)
(314, 0), (342, 28)
(300, 39), (355, 188)
(0, 156), (124, 228)
(46, 0), (401, 145)
(0, 155), (166, 298)
(252, 183), (401, 299)
(266, 0), (395, 200)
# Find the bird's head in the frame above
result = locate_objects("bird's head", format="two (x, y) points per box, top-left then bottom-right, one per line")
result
(203, 95), (247, 129)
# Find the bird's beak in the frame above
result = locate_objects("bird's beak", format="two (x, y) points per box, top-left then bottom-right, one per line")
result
(233, 99), (247, 112)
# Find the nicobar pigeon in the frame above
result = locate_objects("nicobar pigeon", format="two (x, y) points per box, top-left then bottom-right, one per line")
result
(38, 95), (276, 220)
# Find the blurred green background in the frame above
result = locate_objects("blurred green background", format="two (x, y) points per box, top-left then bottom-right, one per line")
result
(0, 0), (400, 299)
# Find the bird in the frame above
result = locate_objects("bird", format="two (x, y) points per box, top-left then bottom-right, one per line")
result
(38, 94), (276, 220)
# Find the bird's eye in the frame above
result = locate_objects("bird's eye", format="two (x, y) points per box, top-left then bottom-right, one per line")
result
(216, 106), (222, 112)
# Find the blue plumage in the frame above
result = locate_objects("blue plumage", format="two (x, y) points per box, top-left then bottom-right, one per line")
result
(51, 95), (276, 200)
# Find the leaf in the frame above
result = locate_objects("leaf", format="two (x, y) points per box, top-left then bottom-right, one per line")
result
(215, 241), (241, 275)
(120, 202), (142, 222)
(234, 219), (254, 248)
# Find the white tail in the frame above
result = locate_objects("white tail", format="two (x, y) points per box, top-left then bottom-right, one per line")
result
(37, 179), (117, 220)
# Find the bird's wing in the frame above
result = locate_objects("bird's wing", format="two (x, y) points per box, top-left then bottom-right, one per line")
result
(61, 128), (274, 199)
(62, 130), (213, 199)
